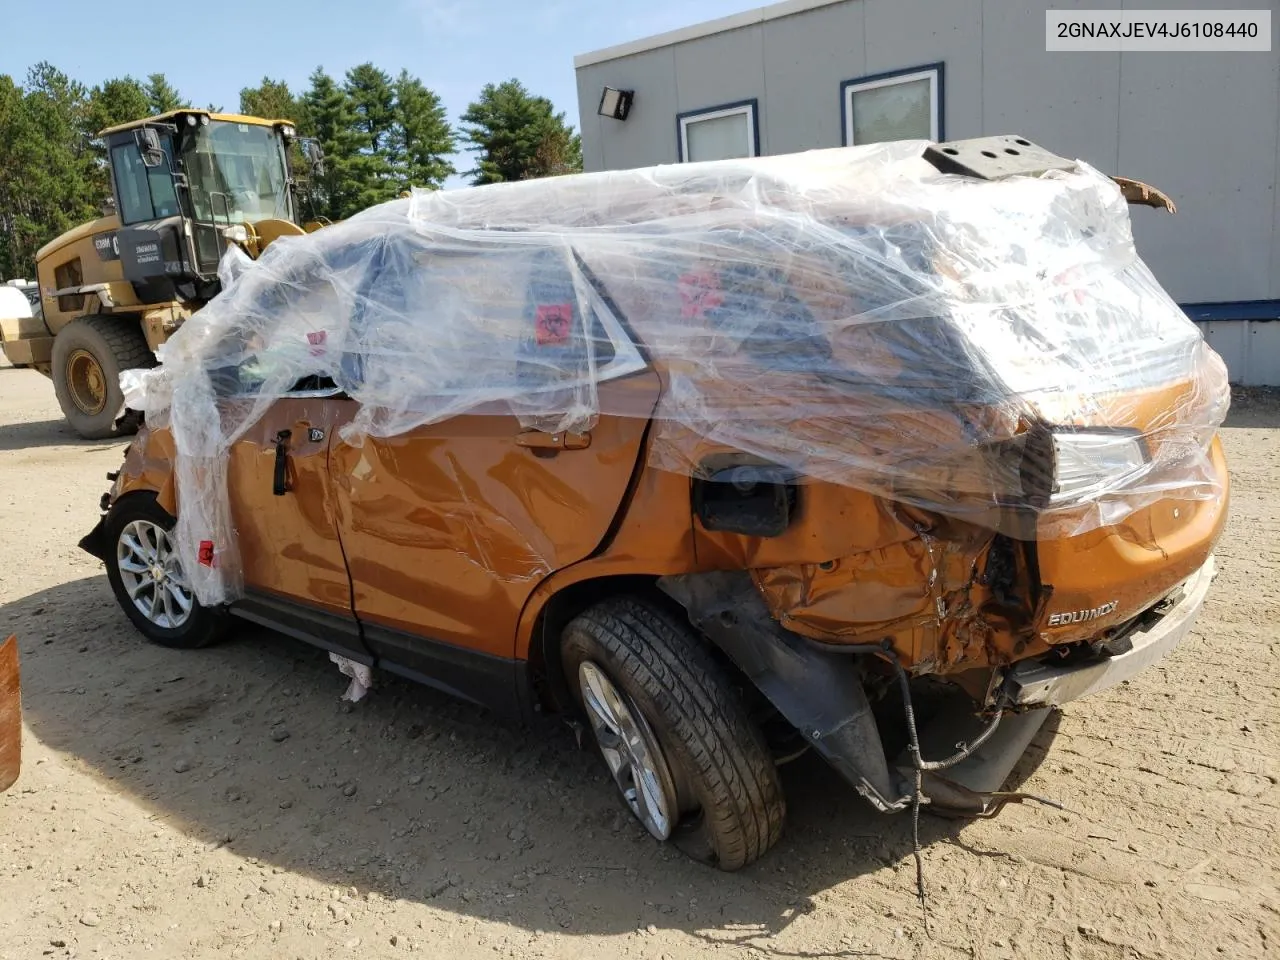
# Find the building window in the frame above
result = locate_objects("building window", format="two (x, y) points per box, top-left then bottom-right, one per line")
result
(677, 100), (758, 163)
(841, 63), (943, 146)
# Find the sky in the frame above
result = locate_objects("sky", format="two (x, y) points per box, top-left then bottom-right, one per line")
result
(1, 0), (754, 185)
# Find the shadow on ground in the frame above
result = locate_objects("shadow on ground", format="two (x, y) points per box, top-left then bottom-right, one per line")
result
(5, 575), (1058, 949)
(1223, 386), (1280, 429)
(0, 418), (95, 452)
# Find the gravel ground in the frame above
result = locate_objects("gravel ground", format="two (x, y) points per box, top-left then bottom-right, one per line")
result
(0, 363), (1276, 960)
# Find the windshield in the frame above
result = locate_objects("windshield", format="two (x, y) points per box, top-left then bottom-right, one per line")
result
(183, 120), (291, 225)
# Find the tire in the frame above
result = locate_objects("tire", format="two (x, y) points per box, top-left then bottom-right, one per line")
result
(51, 316), (154, 439)
(561, 596), (785, 870)
(103, 493), (226, 650)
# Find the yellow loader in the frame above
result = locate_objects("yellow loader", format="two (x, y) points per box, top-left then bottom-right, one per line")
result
(0, 110), (326, 438)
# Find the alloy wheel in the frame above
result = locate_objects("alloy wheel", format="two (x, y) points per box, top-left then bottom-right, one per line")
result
(116, 519), (194, 629)
(578, 660), (680, 840)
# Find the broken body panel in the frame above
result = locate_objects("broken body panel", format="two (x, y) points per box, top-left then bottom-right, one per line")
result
(85, 135), (1229, 819)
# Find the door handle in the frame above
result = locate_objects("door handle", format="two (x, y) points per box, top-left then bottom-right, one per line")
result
(514, 429), (591, 451)
(273, 429), (291, 495)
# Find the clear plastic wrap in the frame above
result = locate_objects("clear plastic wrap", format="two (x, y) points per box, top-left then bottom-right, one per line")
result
(131, 141), (1229, 605)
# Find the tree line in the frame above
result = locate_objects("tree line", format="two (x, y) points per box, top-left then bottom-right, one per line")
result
(0, 62), (582, 280)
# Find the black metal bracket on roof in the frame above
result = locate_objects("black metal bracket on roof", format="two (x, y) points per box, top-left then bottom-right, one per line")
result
(923, 135), (1077, 180)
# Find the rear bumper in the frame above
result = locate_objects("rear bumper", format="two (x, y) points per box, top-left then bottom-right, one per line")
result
(1006, 556), (1215, 707)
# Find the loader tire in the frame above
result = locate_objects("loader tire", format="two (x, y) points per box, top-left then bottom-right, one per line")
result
(561, 596), (786, 870)
(52, 316), (154, 440)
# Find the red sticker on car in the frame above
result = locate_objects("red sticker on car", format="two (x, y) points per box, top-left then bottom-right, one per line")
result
(678, 270), (724, 318)
(535, 304), (573, 345)
(197, 540), (216, 567)
(306, 330), (327, 356)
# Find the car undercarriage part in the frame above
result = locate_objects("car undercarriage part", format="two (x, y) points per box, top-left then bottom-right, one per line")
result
(659, 570), (912, 811)
(660, 569), (1066, 910)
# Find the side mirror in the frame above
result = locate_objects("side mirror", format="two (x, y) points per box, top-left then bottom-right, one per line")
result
(303, 139), (325, 177)
(100, 196), (117, 218)
(136, 127), (165, 168)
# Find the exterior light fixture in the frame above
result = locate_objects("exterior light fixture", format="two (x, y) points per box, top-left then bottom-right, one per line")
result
(597, 87), (634, 121)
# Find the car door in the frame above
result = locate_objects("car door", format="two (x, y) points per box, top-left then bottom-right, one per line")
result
(328, 369), (660, 709)
(225, 384), (372, 664)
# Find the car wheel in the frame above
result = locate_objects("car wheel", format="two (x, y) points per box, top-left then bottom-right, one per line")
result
(561, 596), (785, 870)
(103, 493), (226, 649)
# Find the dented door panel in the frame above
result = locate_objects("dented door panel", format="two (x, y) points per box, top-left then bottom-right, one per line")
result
(225, 398), (355, 619)
(332, 371), (662, 658)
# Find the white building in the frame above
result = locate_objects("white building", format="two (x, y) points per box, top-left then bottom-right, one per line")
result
(574, 0), (1280, 384)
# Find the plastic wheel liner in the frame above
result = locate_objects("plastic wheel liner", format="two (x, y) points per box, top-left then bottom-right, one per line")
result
(120, 139), (1229, 606)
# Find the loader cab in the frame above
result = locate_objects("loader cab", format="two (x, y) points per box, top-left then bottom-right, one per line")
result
(102, 112), (300, 301)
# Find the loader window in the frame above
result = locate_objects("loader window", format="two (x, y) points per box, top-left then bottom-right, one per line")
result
(111, 142), (180, 225)
(183, 121), (292, 226)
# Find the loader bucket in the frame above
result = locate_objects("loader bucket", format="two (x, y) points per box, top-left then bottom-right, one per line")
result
(0, 635), (20, 792)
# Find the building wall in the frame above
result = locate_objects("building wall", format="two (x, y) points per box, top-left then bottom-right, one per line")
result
(576, 0), (1280, 331)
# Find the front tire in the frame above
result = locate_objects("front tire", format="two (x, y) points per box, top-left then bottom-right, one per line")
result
(561, 596), (785, 870)
(104, 494), (226, 649)
(51, 316), (154, 439)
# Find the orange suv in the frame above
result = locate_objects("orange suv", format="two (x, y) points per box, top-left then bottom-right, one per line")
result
(81, 137), (1228, 870)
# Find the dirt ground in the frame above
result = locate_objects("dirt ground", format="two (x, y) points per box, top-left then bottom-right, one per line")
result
(0, 362), (1275, 960)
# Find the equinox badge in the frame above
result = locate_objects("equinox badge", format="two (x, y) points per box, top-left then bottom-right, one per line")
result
(1048, 601), (1119, 627)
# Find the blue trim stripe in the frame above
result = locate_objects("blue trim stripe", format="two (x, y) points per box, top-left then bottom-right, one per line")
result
(1182, 300), (1280, 322)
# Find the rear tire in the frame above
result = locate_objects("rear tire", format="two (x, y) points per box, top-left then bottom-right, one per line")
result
(561, 596), (786, 870)
(51, 316), (154, 439)
(104, 493), (226, 650)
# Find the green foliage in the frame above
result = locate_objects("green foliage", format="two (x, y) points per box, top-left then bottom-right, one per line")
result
(85, 76), (149, 134)
(302, 68), (366, 220)
(0, 64), (99, 279)
(0, 62), (583, 282)
(460, 79), (582, 185)
(346, 64), (397, 153)
(239, 77), (306, 128)
(391, 70), (455, 191)
(143, 73), (184, 114)
(343, 64), (399, 210)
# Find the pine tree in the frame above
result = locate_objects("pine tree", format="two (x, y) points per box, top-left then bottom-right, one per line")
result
(345, 64), (396, 153)
(83, 76), (150, 202)
(239, 77), (303, 125)
(302, 68), (363, 220)
(0, 65), (98, 278)
(460, 79), (582, 185)
(86, 76), (149, 133)
(390, 71), (454, 191)
(343, 64), (399, 210)
(144, 73), (184, 113)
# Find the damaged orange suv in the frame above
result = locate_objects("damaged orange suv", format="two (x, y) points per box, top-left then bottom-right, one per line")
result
(81, 137), (1228, 870)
